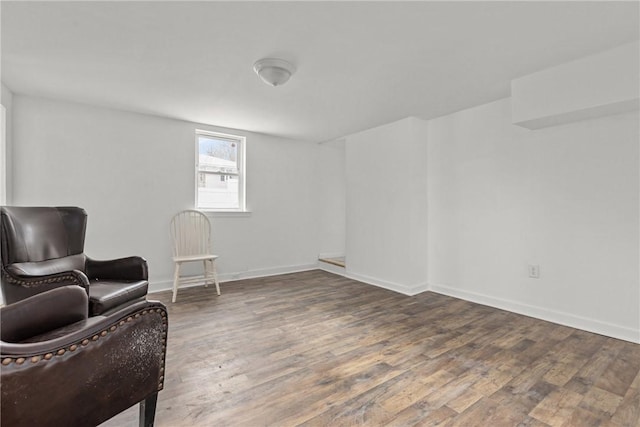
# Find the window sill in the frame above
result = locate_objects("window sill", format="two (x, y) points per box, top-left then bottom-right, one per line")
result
(202, 210), (252, 218)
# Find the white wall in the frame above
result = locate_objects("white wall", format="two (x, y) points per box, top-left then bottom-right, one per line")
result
(427, 98), (639, 343)
(345, 117), (429, 294)
(11, 95), (321, 290)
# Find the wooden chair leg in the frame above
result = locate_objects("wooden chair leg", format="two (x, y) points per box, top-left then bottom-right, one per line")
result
(139, 393), (158, 427)
(172, 263), (181, 303)
(202, 260), (209, 288)
(212, 259), (221, 296)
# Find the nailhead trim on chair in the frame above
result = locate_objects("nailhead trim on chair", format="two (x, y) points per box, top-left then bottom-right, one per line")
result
(1, 307), (168, 390)
(2, 271), (85, 288)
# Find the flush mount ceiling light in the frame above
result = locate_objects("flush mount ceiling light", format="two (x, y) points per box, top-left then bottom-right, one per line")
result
(253, 58), (296, 87)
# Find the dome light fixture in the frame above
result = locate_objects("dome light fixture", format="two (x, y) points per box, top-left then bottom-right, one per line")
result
(253, 58), (296, 87)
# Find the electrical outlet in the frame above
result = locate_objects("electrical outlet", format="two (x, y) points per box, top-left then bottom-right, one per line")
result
(528, 264), (540, 278)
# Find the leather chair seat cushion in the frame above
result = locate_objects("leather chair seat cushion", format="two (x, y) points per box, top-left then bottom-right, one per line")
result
(89, 280), (148, 315)
(6, 254), (86, 276)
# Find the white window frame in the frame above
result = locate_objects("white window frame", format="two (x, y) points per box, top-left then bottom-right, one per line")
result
(0, 105), (6, 205)
(195, 129), (247, 212)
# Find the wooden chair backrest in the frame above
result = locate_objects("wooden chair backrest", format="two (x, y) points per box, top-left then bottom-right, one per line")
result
(170, 210), (212, 257)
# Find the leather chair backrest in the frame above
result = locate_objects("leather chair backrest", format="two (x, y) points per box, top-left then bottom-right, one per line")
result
(1, 207), (88, 266)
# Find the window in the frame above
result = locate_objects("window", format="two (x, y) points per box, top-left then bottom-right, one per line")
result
(195, 130), (246, 211)
(0, 105), (5, 205)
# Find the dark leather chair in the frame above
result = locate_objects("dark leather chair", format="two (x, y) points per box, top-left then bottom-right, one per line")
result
(1, 206), (149, 316)
(0, 285), (167, 427)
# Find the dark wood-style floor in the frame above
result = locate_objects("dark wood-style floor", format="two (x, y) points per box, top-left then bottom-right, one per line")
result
(102, 270), (640, 427)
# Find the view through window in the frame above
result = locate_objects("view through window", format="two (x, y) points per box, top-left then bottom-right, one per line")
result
(196, 130), (245, 211)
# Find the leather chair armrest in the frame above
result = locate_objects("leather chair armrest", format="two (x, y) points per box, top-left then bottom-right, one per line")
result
(1, 267), (90, 305)
(1, 286), (89, 344)
(1, 300), (168, 427)
(85, 256), (149, 281)
(0, 299), (166, 356)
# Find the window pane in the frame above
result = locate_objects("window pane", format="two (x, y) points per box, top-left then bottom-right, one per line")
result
(198, 136), (238, 174)
(197, 173), (239, 209)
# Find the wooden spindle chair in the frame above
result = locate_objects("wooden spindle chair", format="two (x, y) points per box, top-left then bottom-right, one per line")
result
(169, 210), (220, 302)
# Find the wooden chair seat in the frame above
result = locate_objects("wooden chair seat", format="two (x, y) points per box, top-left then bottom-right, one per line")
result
(173, 254), (219, 263)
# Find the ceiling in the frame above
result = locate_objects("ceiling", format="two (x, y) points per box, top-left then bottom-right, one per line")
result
(2, 1), (638, 142)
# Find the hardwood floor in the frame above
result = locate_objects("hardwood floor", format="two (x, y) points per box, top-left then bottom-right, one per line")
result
(102, 270), (640, 427)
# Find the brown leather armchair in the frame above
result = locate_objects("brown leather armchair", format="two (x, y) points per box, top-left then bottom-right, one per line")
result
(0, 285), (167, 427)
(1, 206), (149, 315)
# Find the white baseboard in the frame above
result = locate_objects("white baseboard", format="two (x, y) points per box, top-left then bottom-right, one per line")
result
(345, 271), (429, 296)
(148, 263), (318, 294)
(429, 283), (640, 344)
